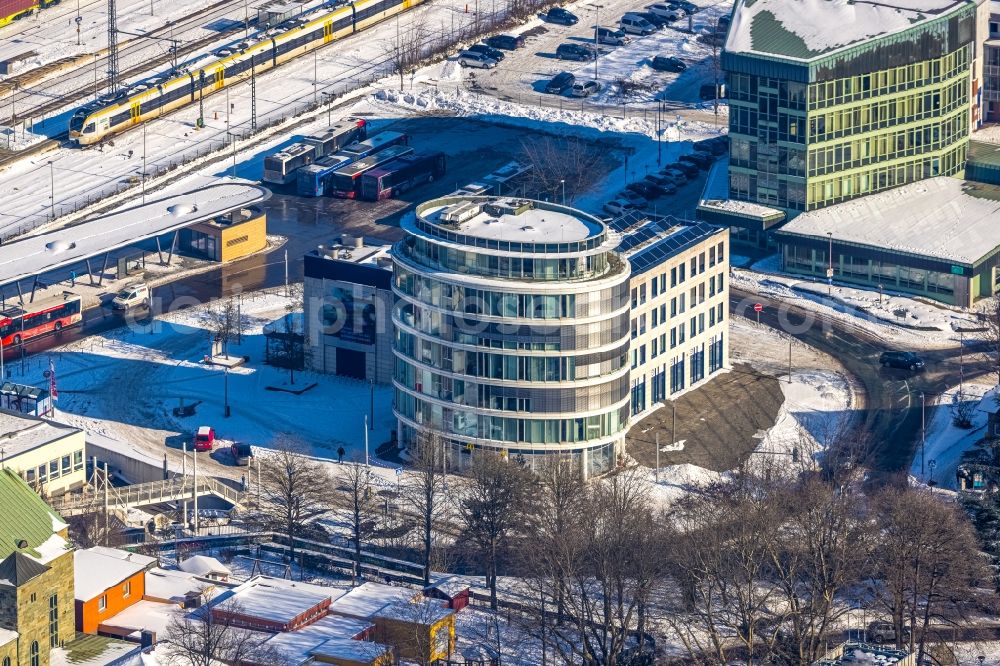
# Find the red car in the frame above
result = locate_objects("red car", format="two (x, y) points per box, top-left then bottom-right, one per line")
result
(193, 426), (216, 452)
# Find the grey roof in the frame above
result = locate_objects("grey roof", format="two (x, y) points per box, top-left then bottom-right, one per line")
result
(725, 0), (973, 61)
(0, 408), (81, 458)
(775, 177), (1000, 265)
(0, 551), (50, 588)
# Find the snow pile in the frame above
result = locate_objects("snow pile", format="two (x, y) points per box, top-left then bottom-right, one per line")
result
(909, 381), (993, 489)
(756, 369), (852, 460)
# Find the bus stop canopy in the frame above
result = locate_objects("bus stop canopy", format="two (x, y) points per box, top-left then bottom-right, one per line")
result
(0, 181), (270, 290)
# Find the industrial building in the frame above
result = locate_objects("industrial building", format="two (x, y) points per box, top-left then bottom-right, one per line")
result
(722, 0), (976, 217)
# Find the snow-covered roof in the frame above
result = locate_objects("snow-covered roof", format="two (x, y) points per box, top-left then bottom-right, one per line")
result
(979, 388), (1000, 415)
(295, 613), (372, 640)
(0, 409), (81, 458)
(328, 582), (417, 620)
(427, 575), (471, 598)
(88, 546), (158, 568)
(0, 181), (270, 288)
(0, 628), (16, 647)
(178, 555), (231, 578)
(420, 197), (603, 244)
(215, 576), (345, 625)
(310, 637), (391, 662)
(375, 599), (453, 625)
(725, 0), (973, 61)
(143, 567), (215, 604)
(776, 177), (1000, 265)
(74, 548), (150, 601)
(96, 599), (184, 638)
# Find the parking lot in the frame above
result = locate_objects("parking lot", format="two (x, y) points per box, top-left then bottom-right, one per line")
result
(452, 0), (733, 118)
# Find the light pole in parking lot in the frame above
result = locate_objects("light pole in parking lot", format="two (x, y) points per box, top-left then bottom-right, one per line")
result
(590, 4), (604, 81)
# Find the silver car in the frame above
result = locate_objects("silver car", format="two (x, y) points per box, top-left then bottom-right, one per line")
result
(458, 51), (498, 68)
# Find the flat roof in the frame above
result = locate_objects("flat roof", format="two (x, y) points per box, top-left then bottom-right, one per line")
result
(311, 638), (391, 661)
(725, 0), (972, 60)
(375, 599), (453, 624)
(0, 181), (270, 288)
(74, 548), (150, 600)
(220, 577), (335, 624)
(143, 567), (215, 603)
(776, 177), (1000, 265)
(421, 197), (602, 244)
(699, 158), (786, 221)
(328, 582), (416, 620)
(0, 409), (81, 458)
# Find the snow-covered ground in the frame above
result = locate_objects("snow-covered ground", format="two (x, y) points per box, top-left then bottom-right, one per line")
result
(732, 254), (986, 349)
(47, 288), (396, 470)
(909, 381), (993, 490)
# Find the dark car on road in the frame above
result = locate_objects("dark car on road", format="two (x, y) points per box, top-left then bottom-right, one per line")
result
(467, 43), (506, 61)
(545, 71), (575, 94)
(486, 34), (525, 50)
(546, 7), (579, 24)
(879, 351), (925, 371)
(651, 55), (686, 72)
(556, 43), (594, 61)
(231, 442), (253, 466)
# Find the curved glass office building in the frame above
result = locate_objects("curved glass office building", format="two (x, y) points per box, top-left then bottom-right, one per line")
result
(392, 196), (631, 477)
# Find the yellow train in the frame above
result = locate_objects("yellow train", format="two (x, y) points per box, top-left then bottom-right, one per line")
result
(69, 0), (419, 145)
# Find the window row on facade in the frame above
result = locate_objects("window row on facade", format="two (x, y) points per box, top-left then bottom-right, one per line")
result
(22, 449), (85, 486)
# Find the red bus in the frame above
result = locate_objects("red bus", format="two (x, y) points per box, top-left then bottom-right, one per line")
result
(328, 144), (414, 199)
(0, 293), (83, 347)
(359, 152), (447, 201)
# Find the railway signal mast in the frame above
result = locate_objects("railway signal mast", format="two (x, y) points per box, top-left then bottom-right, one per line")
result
(107, 0), (119, 94)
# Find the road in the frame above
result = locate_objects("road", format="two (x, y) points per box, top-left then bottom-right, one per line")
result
(731, 288), (992, 475)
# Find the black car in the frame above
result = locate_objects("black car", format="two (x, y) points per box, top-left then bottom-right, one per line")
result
(627, 181), (664, 198)
(694, 136), (728, 155)
(547, 7), (579, 24)
(486, 34), (525, 50)
(467, 43), (505, 61)
(635, 11), (669, 28)
(669, 161), (699, 178)
(651, 55), (686, 72)
(545, 71), (575, 94)
(879, 351), (925, 371)
(672, 0), (699, 14)
(678, 152), (713, 168)
(556, 43), (593, 61)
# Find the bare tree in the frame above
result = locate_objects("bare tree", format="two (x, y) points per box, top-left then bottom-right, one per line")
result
(519, 137), (607, 205)
(381, 16), (428, 92)
(258, 440), (334, 561)
(455, 452), (535, 609)
(401, 431), (447, 585)
(872, 486), (989, 664)
(333, 460), (378, 585)
(208, 297), (245, 359)
(165, 596), (278, 666)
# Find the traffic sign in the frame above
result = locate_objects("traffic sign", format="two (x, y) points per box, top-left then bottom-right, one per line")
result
(753, 303), (762, 312)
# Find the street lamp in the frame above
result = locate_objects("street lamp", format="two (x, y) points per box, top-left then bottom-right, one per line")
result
(928, 458), (937, 486)
(322, 92), (334, 126)
(827, 231), (833, 296)
(48, 161), (55, 221)
(224, 367), (231, 418)
(369, 379), (375, 431)
(560, 179), (566, 205)
(920, 391), (925, 476)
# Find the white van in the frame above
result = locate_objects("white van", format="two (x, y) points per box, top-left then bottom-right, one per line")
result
(620, 13), (656, 35)
(111, 282), (150, 311)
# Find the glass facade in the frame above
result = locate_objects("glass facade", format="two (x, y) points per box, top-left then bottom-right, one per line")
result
(393, 197), (631, 478)
(726, 21), (972, 212)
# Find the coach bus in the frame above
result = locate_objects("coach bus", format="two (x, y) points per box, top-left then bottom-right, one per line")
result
(262, 117), (368, 185)
(296, 130), (409, 196)
(359, 152), (446, 201)
(329, 144), (413, 198)
(0, 293), (83, 347)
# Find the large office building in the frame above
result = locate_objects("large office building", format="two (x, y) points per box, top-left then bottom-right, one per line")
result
(723, 0), (977, 216)
(389, 197), (729, 477)
(985, 2), (1000, 121)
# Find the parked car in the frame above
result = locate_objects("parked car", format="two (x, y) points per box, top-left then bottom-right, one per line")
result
(603, 199), (636, 215)
(633, 11), (669, 29)
(697, 31), (725, 47)
(457, 50), (498, 68)
(486, 34), (524, 50)
(646, 3), (681, 20)
(467, 43), (505, 61)
(627, 181), (664, 199)
(651, 55), (686, 72)
(679, 152), (713, 169)
(671, 161), (699, 178)
(661, 166), (688, 184)
(556, 43), (594, 61)
(620, 12), (657, 35)
(571, 79), (601, 97)
(231, 442), (254, 466)
(694, 135), (728, 155)
(545, 71), (575, 94)
(596, 26), (630, 46)
(619, 189), (648, 207)
(867, 621), (911, 644)
(546, 6), (579, 24)
(111, 282), (150, 311)
(699, 82), (726, 100)
(879, 351), (925, 371)
(672, 0), (699, 14)
(193, 426), (216, 452)
(644, 173), (677, 192)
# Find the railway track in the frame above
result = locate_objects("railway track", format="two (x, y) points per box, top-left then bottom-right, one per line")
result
(0, 0), (255, 125)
